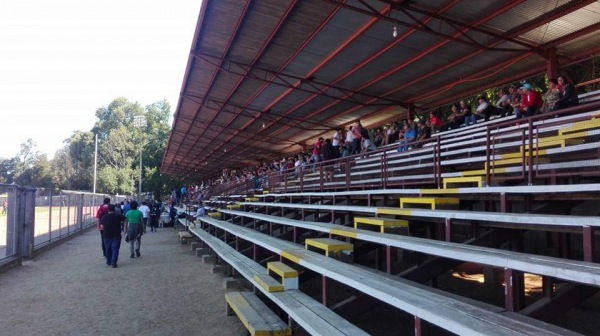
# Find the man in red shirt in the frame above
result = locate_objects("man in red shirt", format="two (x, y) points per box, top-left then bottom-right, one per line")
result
(520, 83), (543, 117)
(96, 197), (111, 258)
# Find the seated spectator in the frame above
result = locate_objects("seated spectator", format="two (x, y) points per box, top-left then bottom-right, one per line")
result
(496, 88), (511, 117)
(414, 120), (431, 148)
(473, 95), (494, 122)
(520, 83), (543, 117)
(374, 128), (384, 147)
(397, 123), (417, 152)
(556, 76), (579, 110)
(440, 104), (461, 132)
(429, 111), (443, 132)
(386, 122), (399, 145)
(196, 206), (206, 218)
(508, 85), (521, 116)
(458, 100), (472, 126)
(361, 134), (376, 158)
(542, 78), (561, 113)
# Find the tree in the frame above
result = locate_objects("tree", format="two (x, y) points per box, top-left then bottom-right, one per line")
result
(53, 131), (95, 191)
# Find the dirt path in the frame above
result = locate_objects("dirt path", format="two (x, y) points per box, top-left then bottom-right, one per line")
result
(0, 228), (245, 336)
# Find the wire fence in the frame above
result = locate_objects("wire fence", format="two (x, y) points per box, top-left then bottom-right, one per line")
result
(0, 184), (109, 267)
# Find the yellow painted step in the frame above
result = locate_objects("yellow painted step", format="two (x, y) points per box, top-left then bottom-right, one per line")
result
(245, 197), (260, 202)
(227, 204), (241, 209)
(485, 157), (549, 169)
(207, 212), (221, 219)
(267, 261), (298, 279)
(443, 176), (484, 188)
(399, 197), (459, 210)
(353, 217), (408, 233)
(253, 274), (284, 293)
(305, 238), (354, 257)
(559, 118), (600, 136)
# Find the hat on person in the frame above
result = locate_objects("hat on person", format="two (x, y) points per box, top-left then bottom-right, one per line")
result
(478, 95), (486, 100)
(519, 83), (533, 90)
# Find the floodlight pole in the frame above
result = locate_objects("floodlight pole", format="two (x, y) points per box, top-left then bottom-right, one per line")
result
(133, 115), (147, 202)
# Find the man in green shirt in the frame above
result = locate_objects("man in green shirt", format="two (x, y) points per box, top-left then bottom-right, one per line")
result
(124, 201), (144, 258)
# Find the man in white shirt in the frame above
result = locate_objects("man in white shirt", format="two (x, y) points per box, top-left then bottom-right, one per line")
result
(473, 95), (490, 123)
(138, 201), (151, 233)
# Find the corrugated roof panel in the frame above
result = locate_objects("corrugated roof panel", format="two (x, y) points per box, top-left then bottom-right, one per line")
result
(518, 2), (600, 44)
(483, 0), (571, 33)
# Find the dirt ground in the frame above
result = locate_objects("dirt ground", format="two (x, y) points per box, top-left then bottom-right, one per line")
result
(0, 228), (246, 336)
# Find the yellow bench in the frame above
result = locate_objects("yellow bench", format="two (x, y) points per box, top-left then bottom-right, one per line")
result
(399, 197), (459, 210)
(305, 238), (353, 257)
(443, 176), (484, 188)
(178, 231), (193, 244)
(520, 138), (583, 151)
(227, 204), (241, 209)
(207, 212), (222, 219)
(245, 197), (260, 202)
(559, 118), (600, 136)
(484, 156), (549, 169)
(262, 190), (269, 194)
(267, 261), (298, 290)
(353, 217), (408, 233)
(225, 291), (292, 336)
(253, 274), (284, 293)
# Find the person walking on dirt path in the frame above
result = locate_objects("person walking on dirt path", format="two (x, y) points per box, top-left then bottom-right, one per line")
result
(124, 201), (144, 258)
(139, 201), (150, 233)
(101, 204), (125, 268)
(96, 197), (110, 258)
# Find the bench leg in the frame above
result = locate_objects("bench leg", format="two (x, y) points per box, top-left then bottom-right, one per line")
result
(322, 275), (327, 307)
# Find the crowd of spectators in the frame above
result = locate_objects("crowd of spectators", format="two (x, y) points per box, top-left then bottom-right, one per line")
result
(181, 76), (581, 194)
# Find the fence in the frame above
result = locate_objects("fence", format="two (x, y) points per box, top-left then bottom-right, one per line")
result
(0, 183), (109, 270)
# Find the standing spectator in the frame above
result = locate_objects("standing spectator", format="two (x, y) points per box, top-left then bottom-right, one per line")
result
(344, 125), (354, 157)
(124, 201), (143, 258)
(149, 202), (161, 232)
(2, 200), (6, 215)
(312, 137), (323, 163)
(169, 202), (177, 229)
(556, 76), (579, 110)
(101, 204), (125, 268)
(139, 201), (150, 233)
(542, 78), (561, 113)
(96, 197), (110, 259)
(351, 120), (362, 155)
(520, 83), (543, 117)
(332, 129), (342, 157)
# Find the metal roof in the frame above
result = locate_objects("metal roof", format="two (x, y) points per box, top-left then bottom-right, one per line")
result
(161, 0), (600, 180)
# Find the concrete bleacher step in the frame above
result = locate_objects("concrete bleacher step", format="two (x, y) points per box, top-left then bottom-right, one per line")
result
(305, 238), (354, 257)
(225, 291), (292, 336)
(399, 197), (459, 210)
(353, 217), (408, 233)
(267, 261), (299, 290)
(253, 274), (284, 293)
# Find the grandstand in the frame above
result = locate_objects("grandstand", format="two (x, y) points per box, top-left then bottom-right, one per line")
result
(161, 1), (600, 335)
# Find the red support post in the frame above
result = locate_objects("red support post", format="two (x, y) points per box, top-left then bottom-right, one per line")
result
(386, 245), (392, 274)
(414, 316), (422, 336)
(445, 218), (452, 242)
(583, 226), (595, 262)
(322, 275), (327, 306)
(504, 268), (524, 312)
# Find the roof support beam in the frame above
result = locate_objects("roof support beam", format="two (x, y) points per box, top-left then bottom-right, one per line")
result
(319, 0), (531, 52)
(191, 51), (404, 107)
(181, 0), (300, 167)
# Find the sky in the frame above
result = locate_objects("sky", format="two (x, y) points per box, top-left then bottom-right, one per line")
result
(0, 0), (202, 159)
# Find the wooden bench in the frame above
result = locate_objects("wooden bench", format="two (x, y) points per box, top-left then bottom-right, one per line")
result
(225, 291), (292, 336)
(267, 261), (299, 290)
(189, 225), (369, 336)
(353, 217), (408, 233)
(253, 274), (284, 293)
(304, 238), (353, 257)
(443, 176), (484, 188)
(178, 231), (194, 244)
(399, 197), (459, 210)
